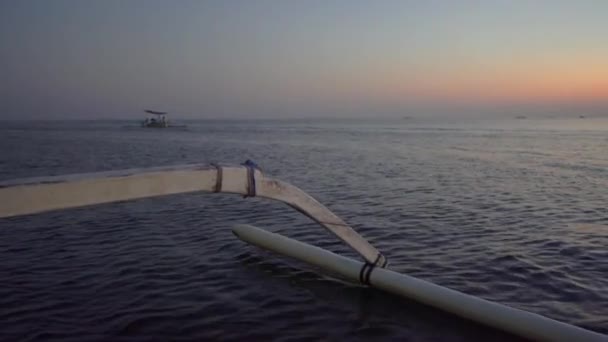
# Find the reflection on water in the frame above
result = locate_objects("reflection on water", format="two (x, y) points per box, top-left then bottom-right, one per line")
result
(0, 117), (606, 340)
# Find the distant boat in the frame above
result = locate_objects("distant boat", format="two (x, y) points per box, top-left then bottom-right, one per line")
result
(142, 109), (169, 128)
(579, 115), (586, 119)
(141, 109), (186, 128)
(515, 115), (527, 119)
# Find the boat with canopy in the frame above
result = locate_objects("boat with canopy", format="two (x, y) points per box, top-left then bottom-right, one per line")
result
(141, 109), (187, 128)
(0, 161), (605, 341)
(142, 109), (169, 128)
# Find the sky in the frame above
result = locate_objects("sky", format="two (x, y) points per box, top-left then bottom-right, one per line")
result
(1, 0), (607, 119)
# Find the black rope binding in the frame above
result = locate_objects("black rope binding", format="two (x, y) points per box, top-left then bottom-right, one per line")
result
(211, 163), (223, 193)
(358, 253), (385, 286)
(241, 160), (259, 197)
(359, 263), (371, 285)
(379, 255), (389, 268)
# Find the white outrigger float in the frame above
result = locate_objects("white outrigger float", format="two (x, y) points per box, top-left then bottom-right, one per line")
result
(0, 162), (605, 342)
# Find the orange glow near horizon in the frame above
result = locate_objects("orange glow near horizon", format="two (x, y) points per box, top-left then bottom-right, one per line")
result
(329, 55), (608, 107)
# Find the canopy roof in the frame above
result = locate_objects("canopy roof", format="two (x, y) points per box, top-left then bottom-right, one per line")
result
(144, 109), (167, 115)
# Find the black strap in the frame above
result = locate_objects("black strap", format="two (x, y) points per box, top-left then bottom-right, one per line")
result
(379, 255), (389, 268)
(359, 253), (385, 286)
(359, 263), (372, 285)
(212, 164), (222, 193)
(241, 160), (258, 197)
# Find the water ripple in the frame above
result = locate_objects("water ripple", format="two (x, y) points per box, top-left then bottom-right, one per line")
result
(1, 120), (607, 340)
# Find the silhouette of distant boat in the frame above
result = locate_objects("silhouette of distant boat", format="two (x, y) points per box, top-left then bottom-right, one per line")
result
(141, 109), (187, 128)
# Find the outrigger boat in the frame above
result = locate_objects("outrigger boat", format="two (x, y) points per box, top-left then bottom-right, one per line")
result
(142, 109), (169, 128)
(0, 162), (605, 342)
(141, 110), (187, 129)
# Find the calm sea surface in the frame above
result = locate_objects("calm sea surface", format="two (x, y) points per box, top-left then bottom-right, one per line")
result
(1, 118), (607, 341)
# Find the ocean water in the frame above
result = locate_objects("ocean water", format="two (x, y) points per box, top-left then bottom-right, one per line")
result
(0, 118), (607, 341)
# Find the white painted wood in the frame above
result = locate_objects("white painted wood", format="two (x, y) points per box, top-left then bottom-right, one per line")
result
(0, 166), (217, 217)
(258, 178), (386, 267)
(0, 164), (385, 266)
(232, 224), (607, 342)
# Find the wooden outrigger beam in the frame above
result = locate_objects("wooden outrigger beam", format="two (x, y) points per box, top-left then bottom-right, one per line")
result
(0, 162), (387, 268)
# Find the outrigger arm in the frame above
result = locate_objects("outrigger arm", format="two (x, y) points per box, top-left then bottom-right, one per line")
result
(0, 163), (387, 268)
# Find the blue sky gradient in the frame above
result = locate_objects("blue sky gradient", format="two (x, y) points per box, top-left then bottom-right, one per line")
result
(1, 0), (607, 119)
